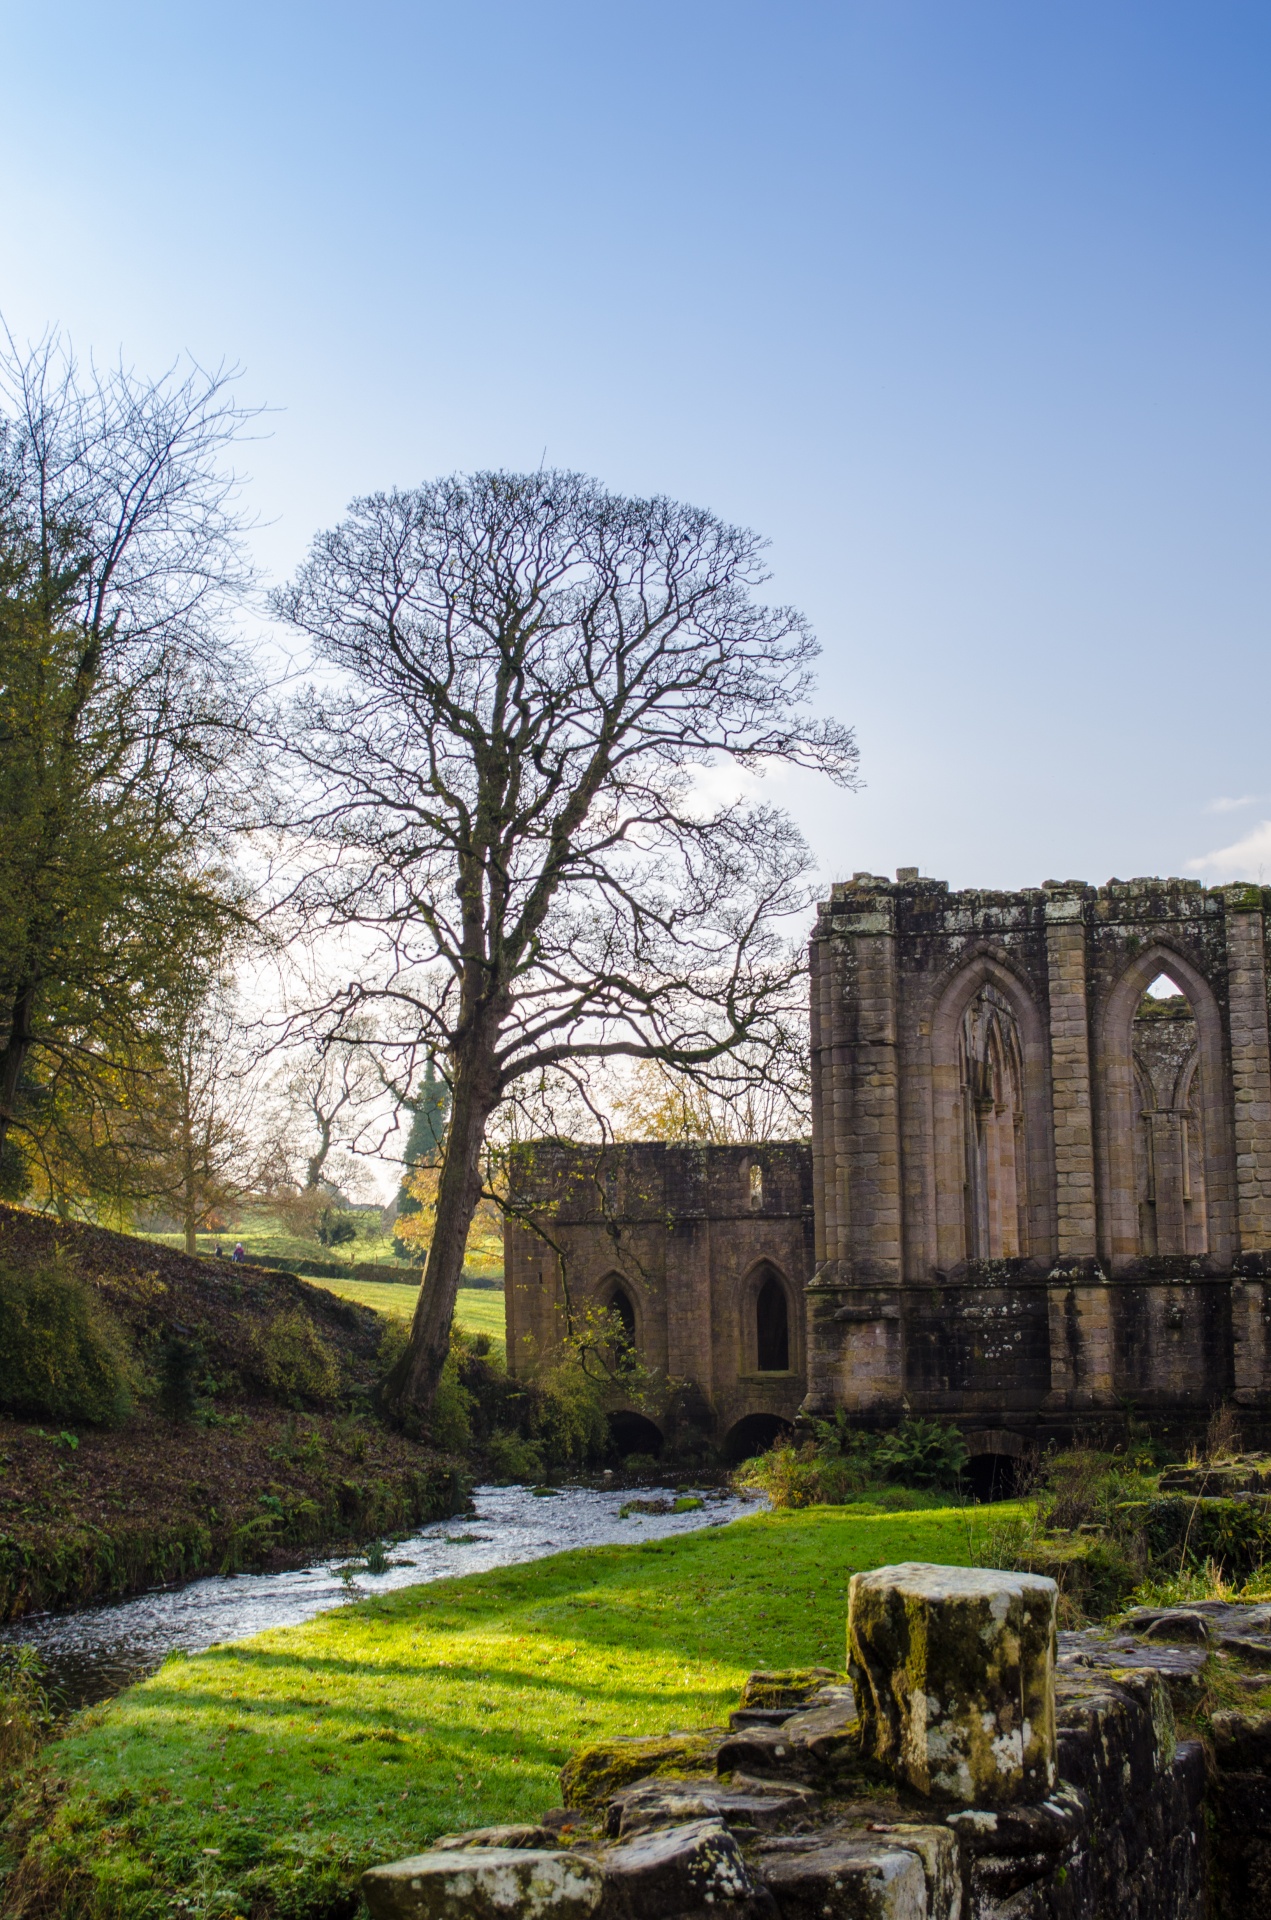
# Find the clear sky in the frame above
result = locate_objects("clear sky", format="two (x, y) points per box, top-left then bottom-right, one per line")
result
(3, 1), (1269, 896)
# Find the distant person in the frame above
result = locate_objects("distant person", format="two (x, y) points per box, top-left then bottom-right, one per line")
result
(232, 1242), (246, 1263)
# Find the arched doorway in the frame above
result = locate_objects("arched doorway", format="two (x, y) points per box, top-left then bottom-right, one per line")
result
(725, 1412), (792, 1463)
(1132, 973), (1207, 1256)
(756, 1270), (790, 1371)
(963, 1452), (1018, 1501)
(607, 1409), (663, 1461)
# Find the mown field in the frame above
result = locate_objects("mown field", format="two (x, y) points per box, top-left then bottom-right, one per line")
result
(312, 1277), (507, 1350)
(7, 1501), (1013, 1919)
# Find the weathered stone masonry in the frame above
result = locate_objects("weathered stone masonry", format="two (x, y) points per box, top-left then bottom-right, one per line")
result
(808, 873), (1271, 1444)
(505, 1142), (814, 1457)
(506, 875), (1271, 1454)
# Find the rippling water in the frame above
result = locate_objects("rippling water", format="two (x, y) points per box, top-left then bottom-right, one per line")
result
(2, 1483), (761, 1708)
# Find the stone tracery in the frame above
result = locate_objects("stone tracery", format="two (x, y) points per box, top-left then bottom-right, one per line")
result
(1131, 985), (1207, 1256)
(959, 982), (1028, 1259)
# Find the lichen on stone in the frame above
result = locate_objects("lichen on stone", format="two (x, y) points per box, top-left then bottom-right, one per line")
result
(559, 1732), (722, 1809)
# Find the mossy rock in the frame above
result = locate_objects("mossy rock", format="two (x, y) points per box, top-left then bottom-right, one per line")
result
(738, 1666), (840, 1710)
(559, 1732), (723, 1808)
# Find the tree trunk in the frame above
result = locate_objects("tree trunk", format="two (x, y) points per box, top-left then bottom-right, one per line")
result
(387, 1047), (499, 1418)
(0, 985), (37, 1156)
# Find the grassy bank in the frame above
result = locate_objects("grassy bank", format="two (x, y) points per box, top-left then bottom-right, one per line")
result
(4, 1500), (1013, 1920)
(139, 1206), (504, 1282)
(0, 1208), (465, 1619)
(313, 1278), (506, 1351)
(0, 1410), (464, 1621)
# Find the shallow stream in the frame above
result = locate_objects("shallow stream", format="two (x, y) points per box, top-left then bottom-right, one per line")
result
(1, 1483), (760, 1709)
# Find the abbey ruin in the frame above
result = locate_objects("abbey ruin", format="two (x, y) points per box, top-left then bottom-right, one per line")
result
(505, 874), (1271, 1472)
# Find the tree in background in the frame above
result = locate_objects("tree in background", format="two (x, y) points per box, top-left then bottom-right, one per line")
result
(123, 970), (260, 1253)
(275, 470), (855, 1417)
(256, 1025), (385, 1242)
(0, 334), (257, 1201)
(613, 1042), (809, 1145)
(391, 1057), (449, 1256)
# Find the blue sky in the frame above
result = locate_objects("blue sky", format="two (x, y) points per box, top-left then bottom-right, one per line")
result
(3, 1), (1269, 894)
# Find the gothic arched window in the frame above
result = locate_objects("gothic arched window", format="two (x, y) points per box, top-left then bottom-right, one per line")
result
(755, 1271), (790, 1371)
(959, 983), (1028, 1259)
(608, 1284), (636, 1349)
(1132, 975), (1206, 1256)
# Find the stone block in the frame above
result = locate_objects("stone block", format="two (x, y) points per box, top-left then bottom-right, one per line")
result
(717, 1682), (859, 1780)
(605, 1772), (819, 1838)
(1211, 1707), (1271, 1772)
(433, 1826), (557, 1851)
(361, 1846), (604, 1920)
(848, 1563), (1057, 1804)
(560, 1732), (722, 1808)
(739, 1666), (840, 1709)
(753, 1839), (930, 1920)
(600, 1817), (755, 1918)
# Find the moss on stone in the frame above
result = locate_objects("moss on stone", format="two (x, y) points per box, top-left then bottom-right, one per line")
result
(559, 1733), (722, 1809)
(738, 1666), (840, 1709)
(849, 1562), (1058, 1805)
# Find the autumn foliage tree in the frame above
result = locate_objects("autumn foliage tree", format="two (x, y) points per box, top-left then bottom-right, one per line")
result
(274, 470), (856, 1418)
(0, 334), (257, 1200)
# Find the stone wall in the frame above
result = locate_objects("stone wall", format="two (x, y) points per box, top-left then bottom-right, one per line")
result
(505, 875), (1271, 1453)
(504, 1141), (814, 1457)
(808, 873), (1271, 1444)
(362, 1568), (1271, 1919)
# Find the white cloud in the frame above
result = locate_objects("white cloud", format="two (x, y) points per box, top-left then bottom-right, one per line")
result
(1205, 794), (1262, 814)
(1188, 819), (1271, 881)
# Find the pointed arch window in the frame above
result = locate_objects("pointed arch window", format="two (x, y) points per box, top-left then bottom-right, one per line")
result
(607, 1283), (636, 1350)
(1132, 973), (1206, 1256)
(959, 984), (1028, 1259)
(755, 1270), (790, 1371)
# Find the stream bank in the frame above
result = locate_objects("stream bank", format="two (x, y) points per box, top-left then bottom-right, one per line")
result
(0, 1408), (464, 1623)
(2, 1482), (758, 1708)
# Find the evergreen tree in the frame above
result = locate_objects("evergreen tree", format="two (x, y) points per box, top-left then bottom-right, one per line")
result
(392, 1060), (448, 1254)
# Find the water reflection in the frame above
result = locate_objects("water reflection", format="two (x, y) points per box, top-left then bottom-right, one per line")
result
(1, 1483), (760, 1708)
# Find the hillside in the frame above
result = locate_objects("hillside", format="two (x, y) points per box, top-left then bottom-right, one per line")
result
(0, 1208), (464, 1620)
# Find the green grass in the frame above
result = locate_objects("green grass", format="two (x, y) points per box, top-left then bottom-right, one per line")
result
(137, 1208), (505, 1282)
(141, 1206), (404, 1270)
(309, 1278), (506, 1349)
(13, 1501), (1021, 1919)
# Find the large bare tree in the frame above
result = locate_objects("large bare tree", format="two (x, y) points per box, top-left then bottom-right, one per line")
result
(274, 470), (856, 1417)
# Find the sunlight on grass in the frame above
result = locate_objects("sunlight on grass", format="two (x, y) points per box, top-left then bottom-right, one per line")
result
(312, 1277), (506, 1347)
(21, 1502), (1017, 1916)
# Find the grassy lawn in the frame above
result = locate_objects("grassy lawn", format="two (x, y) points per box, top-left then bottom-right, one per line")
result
(138, 1208), (505, 1282)
(310, 1278), (506, 1349)
(11, 1501), (1017, 1919)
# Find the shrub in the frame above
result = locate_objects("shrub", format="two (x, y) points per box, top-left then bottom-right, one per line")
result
(485, 1432), (545, 1482)
(157, 1331), (204, 1423)
(871, 1418), (968, 1488)
(376, 1317), (410, 1376)
(255, 1311), (341, 1404)
(0, 1259), (134, 1425)
(529, 1362), (608, 1470)
(0, 1644), (54, 1792)
(426, 1354), (475, 1452)
(742, 1416), (971, 1509)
